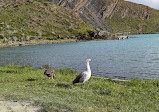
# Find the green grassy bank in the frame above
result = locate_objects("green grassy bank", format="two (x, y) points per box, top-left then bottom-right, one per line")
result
(0, 65), (159, 112)
(0, 39), (76, 48)
(0, 0), (94, 46)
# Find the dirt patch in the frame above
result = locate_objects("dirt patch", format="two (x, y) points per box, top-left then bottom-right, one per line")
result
(0, 100), (41, 112)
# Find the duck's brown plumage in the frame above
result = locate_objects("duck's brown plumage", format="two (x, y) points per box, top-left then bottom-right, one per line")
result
(44, 68), (55, 78)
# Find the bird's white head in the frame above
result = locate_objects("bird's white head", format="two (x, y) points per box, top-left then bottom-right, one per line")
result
(86, 59), (91, 62)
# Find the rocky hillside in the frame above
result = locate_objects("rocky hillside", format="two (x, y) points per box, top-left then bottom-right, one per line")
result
(0, 0), (159, 45)
(49, 0), (159, 34)
(0, 0), (94, 44)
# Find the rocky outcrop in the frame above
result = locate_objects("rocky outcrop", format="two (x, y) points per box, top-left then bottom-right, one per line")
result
(49, 0), (152, 32)
(49, 0), (112, 31)
(116, 1), (151, 20)
(101, 0), (119, 19)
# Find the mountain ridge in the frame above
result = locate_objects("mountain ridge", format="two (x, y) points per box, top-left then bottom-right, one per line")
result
(49, 0), (159, 33)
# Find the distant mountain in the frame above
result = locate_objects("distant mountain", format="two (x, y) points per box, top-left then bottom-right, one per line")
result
(49, 0), (159, 34)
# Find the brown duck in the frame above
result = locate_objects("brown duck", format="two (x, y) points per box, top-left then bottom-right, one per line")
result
(44, 68), (55, 81)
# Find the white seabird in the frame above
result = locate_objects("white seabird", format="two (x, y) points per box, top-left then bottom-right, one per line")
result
(73, 59), (92, 85)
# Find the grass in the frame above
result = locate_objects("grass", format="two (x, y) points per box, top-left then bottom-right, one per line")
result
(0, 65), (159, 111)
(0, 39), (76, 47)
(105, 0), (159, 34)
(0, 0), (94, 45)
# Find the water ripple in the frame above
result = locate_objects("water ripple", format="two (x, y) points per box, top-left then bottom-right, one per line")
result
(1, 34), (159, 79)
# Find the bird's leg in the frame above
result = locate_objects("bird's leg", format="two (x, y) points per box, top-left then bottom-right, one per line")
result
(51, 76), (54, 81)
(49, 77), (50, 80)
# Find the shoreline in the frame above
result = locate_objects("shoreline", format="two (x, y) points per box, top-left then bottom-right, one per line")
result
(0, 36), (134, 48)
(0, 39), (110, 48)
(0, 64), (156, 81)
(0, 39), (106, 48)
(1, 32), (152, 48)
(0, 39), (77, 48)
(1, 33), (158, 48)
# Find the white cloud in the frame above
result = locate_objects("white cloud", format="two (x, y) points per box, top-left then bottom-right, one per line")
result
(125, 0), (159, 10)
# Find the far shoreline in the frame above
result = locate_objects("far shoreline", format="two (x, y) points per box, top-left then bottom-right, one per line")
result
(1, 33), (158, 48)
(0, 39), (77, 48)
(0, 39), (107, 48)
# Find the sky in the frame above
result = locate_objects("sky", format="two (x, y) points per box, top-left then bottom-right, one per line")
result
(125, 0), (159, 10)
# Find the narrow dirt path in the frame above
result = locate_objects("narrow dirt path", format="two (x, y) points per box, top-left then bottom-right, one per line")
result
(0, 100), (41, 112)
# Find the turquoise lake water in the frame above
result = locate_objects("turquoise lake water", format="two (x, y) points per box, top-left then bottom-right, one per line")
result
(1, 34), (159, 79)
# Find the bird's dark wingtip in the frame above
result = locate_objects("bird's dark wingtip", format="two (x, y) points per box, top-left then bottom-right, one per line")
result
(72, 80), (75, 85)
